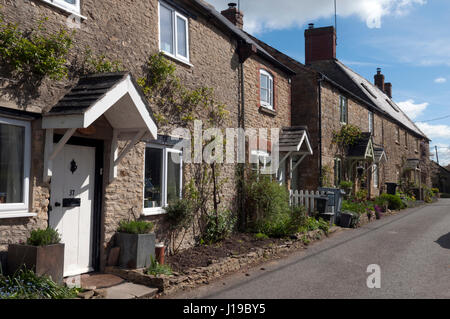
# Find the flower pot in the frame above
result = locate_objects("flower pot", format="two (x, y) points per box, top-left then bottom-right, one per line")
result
(115, 232), (155, 269)
(7, 243), (64, 284)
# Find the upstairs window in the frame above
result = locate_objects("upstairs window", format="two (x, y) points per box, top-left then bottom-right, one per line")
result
(159, 1), (189, 63)
(0, 117), (31, 215)
(405, 132), (408, 149)
(368, 111), (374, 134)
(340, 96), (348, 124)
(43, 0), (80, 14)
(396, 127), (400, 143)
(260, 70), (274, 110)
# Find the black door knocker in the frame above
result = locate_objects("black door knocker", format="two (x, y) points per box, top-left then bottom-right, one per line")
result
(70, 159), (78, 174)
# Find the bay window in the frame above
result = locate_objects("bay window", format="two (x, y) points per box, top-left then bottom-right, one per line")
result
(143, 144), (182, 215)
(159, 1), (190, 63)
(0, 117), (31, 216)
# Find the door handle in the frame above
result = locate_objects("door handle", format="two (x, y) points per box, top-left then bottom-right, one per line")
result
(54, 202), (61, 207)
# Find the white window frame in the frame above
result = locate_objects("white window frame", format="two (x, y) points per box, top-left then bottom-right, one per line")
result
(251, 150), (272, 175)
(368, 111), (374, 133)
(340, 96), (348, 124)
(142, 144), (183, 216)
(260, 69), (274, 110)
(373, 164), (379, 188)
(158, 1), (190, 64)
(41, 0), (83, 17)
(0, 117), (32, 218)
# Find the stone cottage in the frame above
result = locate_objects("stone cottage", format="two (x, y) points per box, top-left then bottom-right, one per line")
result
(0, 0), (312, 277)
(252, 24), (432, 197)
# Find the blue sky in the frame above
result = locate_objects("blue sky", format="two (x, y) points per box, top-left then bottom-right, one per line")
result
(208, 0), (450, 166)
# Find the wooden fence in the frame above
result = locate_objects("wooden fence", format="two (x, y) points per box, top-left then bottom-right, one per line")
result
(290, 190), (327, 214)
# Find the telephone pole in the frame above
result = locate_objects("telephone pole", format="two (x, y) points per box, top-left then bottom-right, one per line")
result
(435, 145), (439, 164)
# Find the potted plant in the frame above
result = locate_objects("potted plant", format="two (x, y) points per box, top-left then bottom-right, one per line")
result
(7, 227), (64, 284)
(115, 220), (156, 269)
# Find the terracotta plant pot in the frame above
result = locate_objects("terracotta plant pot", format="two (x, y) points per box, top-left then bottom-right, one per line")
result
(7, 243), (65, 284)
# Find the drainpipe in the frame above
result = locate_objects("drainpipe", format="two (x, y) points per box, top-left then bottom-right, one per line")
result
(318, 74), (324, 187)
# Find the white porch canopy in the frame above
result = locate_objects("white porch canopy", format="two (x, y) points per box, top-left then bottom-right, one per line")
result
(42, 72), (158, 183)
(277, 126), (313, 179)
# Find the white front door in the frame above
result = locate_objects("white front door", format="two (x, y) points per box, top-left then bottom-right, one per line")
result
(49, 143), (96, 277)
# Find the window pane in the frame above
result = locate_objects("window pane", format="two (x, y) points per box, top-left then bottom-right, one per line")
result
(0, 123), (24, 204)
(166, 152), (181, 204)
(176, 16), (187, 58)
(160, 5), (174, 54)
(269, 78), (273, 106)
(260, 88), (268, 103)
(64, 0), (76, 4)
(260, 74), (268, 89)
(144, 148), (163, 208)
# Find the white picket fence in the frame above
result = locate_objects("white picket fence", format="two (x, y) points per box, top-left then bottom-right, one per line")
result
(290, 190), (327, 214)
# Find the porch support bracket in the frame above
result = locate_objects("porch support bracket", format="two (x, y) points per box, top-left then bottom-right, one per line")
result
(109, 129), (147, 183)
(43, 128), (76, 183)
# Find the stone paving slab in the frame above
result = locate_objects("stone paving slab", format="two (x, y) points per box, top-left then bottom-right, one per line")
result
(81, 273), (125, 290)
(103, 282), (158, 299)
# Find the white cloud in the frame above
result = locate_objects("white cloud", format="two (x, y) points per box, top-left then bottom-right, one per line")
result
(431, 143), (450, 166)
(416, 122), (450, 139)
(206, 0), (426, 33)
(397, 99), (429, 120)
(434, 77), (447, 84)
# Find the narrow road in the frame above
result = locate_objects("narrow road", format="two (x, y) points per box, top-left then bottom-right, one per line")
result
(171, 199), (450, 299)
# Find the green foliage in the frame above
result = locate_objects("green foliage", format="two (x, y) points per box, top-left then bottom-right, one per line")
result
(299, 217), (330, 234)
(254, 233), (269, 240)
(342, 199), (374, 215)
(0, 15), (73, 80)
(339, 180), (353, 190)
(332, 124), (363, 148)
(320, 165), (333, 188)
(355, 189), (368, 202)
(83, 48), (122, 73)
(164, 198), (193, 231)
(27, 227), (61, 246)
(0, 268), (77, 299)
(377, 194), (404, 210)
(423, 186), (435, 203)
(431, 188), (439, 194)
(200, 210), (235, 244)
(117, 220), (154, 234)
(146, 255), (173, 277)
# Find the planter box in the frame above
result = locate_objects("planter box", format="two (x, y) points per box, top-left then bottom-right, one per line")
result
(7, 243), (64, 284)
(116, 232), (155, 269)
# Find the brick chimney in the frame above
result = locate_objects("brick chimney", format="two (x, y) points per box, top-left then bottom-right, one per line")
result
(304, 24), (336, 65)
(374, 68), (385, 92)
(221, 3), (244, 29)
(384, 82), (392, 98)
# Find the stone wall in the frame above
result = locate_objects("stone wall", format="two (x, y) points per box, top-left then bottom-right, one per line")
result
(0, 0), (244, 265)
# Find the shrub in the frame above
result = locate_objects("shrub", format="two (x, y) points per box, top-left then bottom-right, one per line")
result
(0, 268), (77, 299)
(299, 217), (330, 234)
(200, 210), (235, 244)
(164, 198), (193, 231)
(377, 194), (404, 210)
(146, 256), (172, 277)
(256, 205), (308, 238)
(27, 227), (61, 246)
(342, 199), (374, 215)
(117, 220), (154, 234)
(431, 188), (439, 195)
(339, 180), (353, 197)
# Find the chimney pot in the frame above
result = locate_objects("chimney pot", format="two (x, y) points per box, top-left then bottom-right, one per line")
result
(304, 25), (336, 65)
(374, 68), (385, 91)
(221, 3), (244, 29)
(385, 82), (392, 98)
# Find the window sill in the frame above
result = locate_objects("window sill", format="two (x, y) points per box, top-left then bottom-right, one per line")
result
(142, 208), (166, 216)
(0, 212), (37, 219)
(41, 1), (87, 20)
(259, 106), (276, 116)
(160, 50), (193, 68)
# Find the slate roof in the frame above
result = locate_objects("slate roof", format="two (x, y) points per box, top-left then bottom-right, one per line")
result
(279, 126), (310, 152)
(347, 132), (373, 158)
(47, 72), (129, 115)
(309, 60), (427, 139)
(373, 144), (387, 162)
